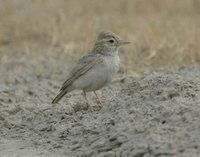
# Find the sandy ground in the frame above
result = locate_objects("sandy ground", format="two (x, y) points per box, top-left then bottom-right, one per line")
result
(1, 58), (200, 157)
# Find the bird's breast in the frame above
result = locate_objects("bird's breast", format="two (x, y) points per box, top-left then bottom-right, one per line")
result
(73, 55), (120, 91)
(103, 55), (120, 81)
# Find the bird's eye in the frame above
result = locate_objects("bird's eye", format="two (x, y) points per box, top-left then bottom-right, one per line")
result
(109, 39), (114, 43)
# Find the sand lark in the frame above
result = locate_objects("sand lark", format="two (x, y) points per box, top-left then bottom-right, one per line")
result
(52, 31), (130, 107)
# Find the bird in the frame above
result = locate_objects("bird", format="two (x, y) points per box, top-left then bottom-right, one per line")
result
(52, 31), (130, 107)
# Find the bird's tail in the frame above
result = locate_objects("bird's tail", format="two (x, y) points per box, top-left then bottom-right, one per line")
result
(52, 84), (75, 104)
(52, 90), (68, 104)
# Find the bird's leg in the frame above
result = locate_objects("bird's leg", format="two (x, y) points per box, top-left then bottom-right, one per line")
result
(83, 90), (93, 108)
(93, 91), (102, 104)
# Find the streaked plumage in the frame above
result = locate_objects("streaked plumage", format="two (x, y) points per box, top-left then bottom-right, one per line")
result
(52, 31), (130, 106)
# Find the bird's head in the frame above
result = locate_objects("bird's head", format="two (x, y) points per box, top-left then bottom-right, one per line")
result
(93, 31), (130, 56)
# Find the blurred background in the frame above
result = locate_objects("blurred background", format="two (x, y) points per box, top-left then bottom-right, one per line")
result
(0, 0), (200, 78)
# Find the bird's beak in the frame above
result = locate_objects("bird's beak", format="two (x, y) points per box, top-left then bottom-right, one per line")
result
(118, 40), (131, 46)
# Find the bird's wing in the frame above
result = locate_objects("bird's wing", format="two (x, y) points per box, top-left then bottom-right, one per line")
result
(60, 54), (103, 91)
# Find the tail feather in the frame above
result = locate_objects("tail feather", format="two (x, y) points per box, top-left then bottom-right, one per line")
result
(52, 85), (74, 104)
(52, 90), (68, 104)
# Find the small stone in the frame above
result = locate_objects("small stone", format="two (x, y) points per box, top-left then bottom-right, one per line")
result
(97, 151), (116, 157)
